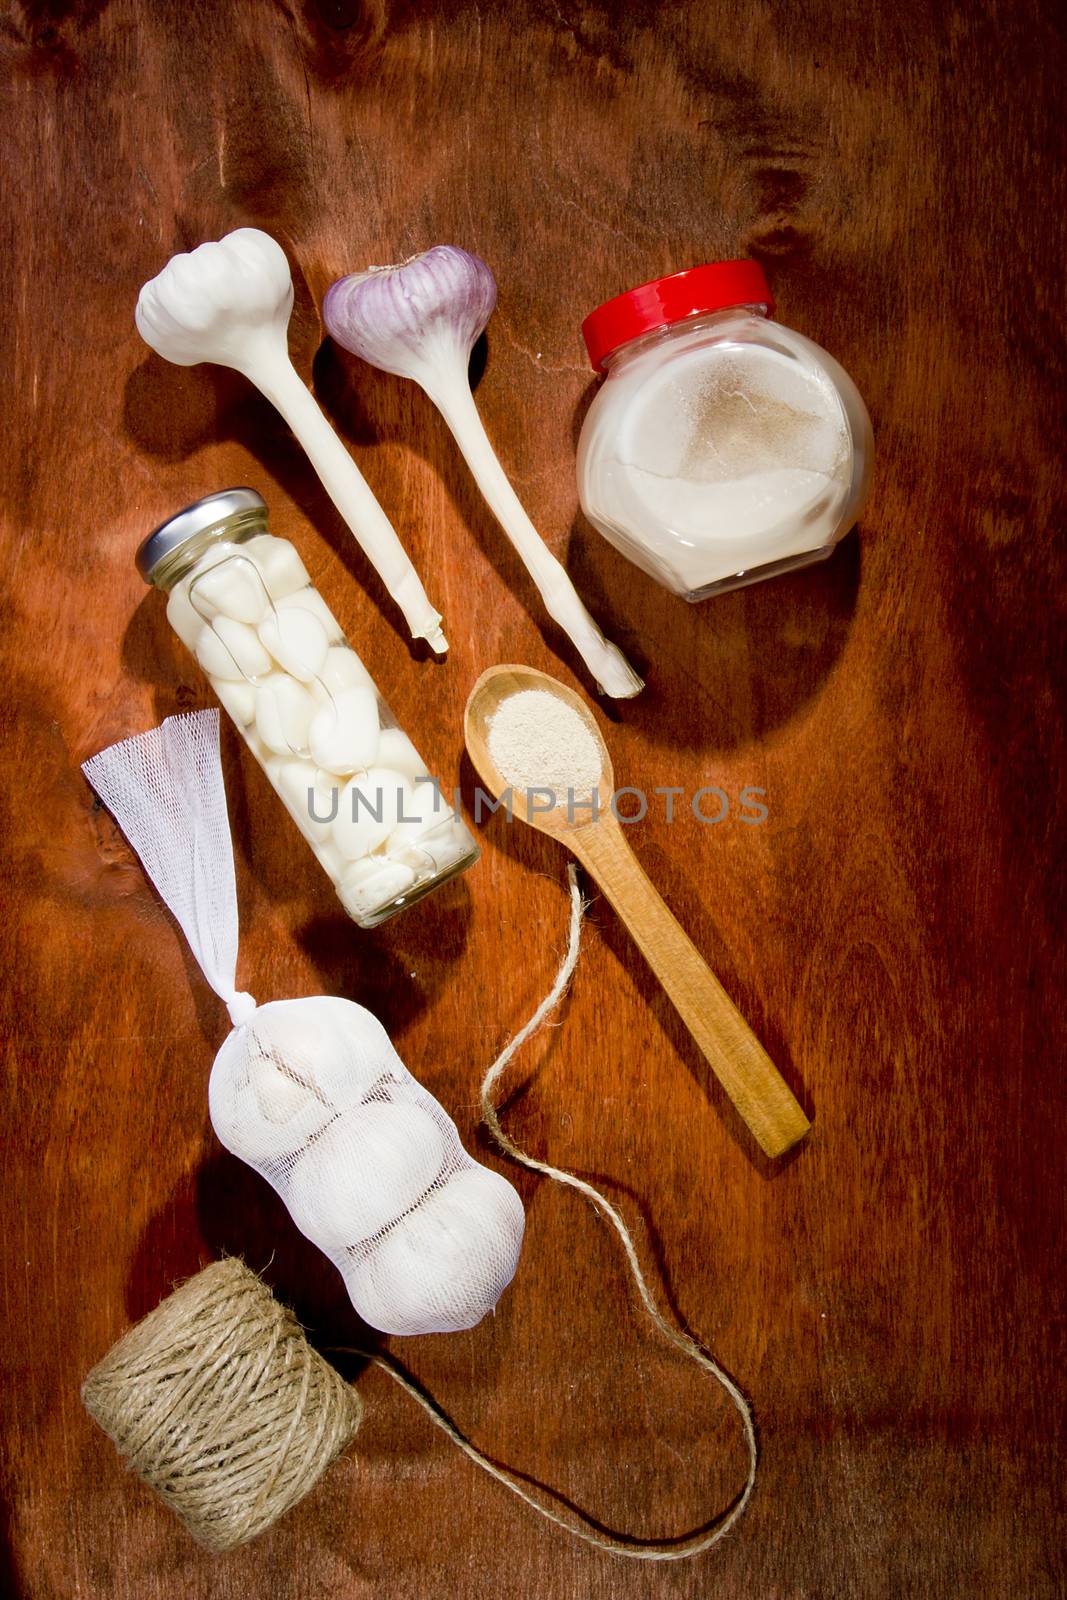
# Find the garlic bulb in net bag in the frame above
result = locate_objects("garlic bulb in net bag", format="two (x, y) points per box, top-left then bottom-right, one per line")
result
(209, 999), (523, 1333)
(83, 709), (523, 1336)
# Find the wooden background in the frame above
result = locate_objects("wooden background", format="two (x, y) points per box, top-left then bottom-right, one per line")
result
(2, 1), (1064, 1595)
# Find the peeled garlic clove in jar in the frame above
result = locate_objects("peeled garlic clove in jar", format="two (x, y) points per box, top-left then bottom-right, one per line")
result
(266, 758), (339, 841)
(385, 779), (473, 875)
(375, 727), (428, 784)
(318, 644), (376, 696)
(139, 490), (479, 929)
(196, 616), (273, 681)
(242, 532), (310, 600)
(337, 855), (416, 921)
(254, 673), (318, 755)
(258, 598), (331, 681)
(166, 581), (206, 650)
(308, 683), (380, 773)
(390, 815), (473, 877)
(349, 1164), (526, 1336)
(212, 675), (257, 727)
(386, 778), (451, 854)
(334, 766), (415, 859)
(282, 585), (345, 639)
(311, 833), (347, 880)
(285, 1099), (446, 1250)
(268, 586), (343, 642)
(190, 555), (269, 625)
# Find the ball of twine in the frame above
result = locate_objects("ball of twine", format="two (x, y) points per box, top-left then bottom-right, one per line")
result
(81, 1258), (363, 1551)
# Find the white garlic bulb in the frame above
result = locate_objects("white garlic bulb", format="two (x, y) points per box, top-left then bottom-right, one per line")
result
(136, 228), (294, 371)
(253, 997), (395, 1106)
(286, 1100), (446, 1250)
(349, 1165), (526, 1335)
(135, 227), (447, 649)
(209, 1032), (330, 1169)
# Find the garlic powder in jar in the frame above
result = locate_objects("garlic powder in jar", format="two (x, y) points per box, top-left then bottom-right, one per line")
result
(577, 260), (873, 599)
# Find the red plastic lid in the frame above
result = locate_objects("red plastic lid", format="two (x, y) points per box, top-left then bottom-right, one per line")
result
(582, 260), (774, 372)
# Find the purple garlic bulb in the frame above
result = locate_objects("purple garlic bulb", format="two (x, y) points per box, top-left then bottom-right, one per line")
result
(323, 245), (497, 401)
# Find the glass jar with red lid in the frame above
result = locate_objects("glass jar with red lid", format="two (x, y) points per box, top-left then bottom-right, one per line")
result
(576, 260), (873, 599)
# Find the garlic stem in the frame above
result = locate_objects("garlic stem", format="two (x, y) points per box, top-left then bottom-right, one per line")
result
(435, 381), (642, 698)
(135, 229), (448, 654)
(251, 352), (448, 654)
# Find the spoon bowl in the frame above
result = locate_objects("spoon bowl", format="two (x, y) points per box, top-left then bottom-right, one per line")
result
(465, 664), (615, 833)
(463, 664), (810, 1159)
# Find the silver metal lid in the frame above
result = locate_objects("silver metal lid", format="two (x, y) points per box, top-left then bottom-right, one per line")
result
(135, 488), (267, 583)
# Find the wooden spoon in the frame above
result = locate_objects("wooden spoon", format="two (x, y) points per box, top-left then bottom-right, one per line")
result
(464, 665), (810, 1159)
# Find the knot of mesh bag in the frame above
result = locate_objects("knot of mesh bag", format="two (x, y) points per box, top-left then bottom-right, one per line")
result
(226, 991), (258, 1028)
(208, 996), (525, 1336)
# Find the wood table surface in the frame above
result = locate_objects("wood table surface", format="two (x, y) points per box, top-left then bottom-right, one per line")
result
(2, 2), (1064, 1595)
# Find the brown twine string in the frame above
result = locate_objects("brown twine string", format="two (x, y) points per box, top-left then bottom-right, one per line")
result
(81, 1258), (363, 1551)
(342, 863), (757, 1561)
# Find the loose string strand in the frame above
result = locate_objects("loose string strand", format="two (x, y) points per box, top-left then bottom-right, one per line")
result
(344, 864), (757, 1561)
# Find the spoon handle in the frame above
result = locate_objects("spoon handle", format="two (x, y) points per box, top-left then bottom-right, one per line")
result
(571, 819), (810, 1158)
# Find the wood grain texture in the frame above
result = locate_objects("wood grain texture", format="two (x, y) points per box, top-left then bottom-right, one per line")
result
(1, 1), (1065, 1596)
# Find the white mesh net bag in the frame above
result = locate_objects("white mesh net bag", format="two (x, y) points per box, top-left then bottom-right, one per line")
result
(83, 709), (524, 1336)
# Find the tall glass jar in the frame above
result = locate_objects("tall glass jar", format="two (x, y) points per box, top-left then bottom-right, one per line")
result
(577, 260), (873, 599)
(136, 488), (478, 927)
